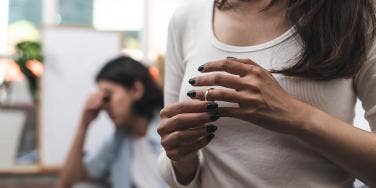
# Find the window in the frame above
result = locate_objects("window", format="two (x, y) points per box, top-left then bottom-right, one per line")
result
(59, 0), (93, 26)
(9, 0), (42, 26)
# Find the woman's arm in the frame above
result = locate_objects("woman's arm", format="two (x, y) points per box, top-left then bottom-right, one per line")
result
(189, 57), (376, 186)
(57, 93), (105, 188)
(297, 106), (376, 186)
(57, 122), (90, 188)
(302, 51), (376, 186)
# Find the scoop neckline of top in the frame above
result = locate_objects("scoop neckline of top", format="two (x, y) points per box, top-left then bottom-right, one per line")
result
(207, 0), (296, 53)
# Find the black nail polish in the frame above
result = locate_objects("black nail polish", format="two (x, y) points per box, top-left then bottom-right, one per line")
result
(207, 102), (218, 111)
(227, 56), (237, 60)
(209, 112), (220, 121)
(207, 134), (215, 142)
(189, 78), (196, 85)
(198, 64), (205, 72)
(207, 125), (218, 133)
(187, 90), (196, 98)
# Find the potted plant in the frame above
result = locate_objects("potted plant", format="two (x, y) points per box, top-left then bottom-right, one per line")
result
(14, 41), (43, 103)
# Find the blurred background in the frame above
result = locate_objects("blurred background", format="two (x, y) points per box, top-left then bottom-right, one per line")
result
(0, 0), (370, 187)
(0, 0), (180, 187)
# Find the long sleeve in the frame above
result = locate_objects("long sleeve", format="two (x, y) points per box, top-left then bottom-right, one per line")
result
(163, 11), (185, 105)
(159, 151), (204, 188)
(354, 45), (376, 132)
(158, 11), (202, 188)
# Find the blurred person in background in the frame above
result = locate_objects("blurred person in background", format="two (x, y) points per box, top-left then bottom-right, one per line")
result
(58, 56), (166, 188)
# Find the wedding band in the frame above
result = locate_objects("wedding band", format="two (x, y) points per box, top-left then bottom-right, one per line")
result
(204, 88), (214, 101)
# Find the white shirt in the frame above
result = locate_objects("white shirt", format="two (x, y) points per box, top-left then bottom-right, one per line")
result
(159, 0), (376, 187)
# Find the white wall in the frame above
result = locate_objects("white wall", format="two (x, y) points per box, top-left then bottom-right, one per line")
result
(144, 0), (185, 61)
(40, 27), (121, 166)
(93, 0), (144, 31)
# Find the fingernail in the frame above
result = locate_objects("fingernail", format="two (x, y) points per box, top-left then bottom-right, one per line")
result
(187, 90), (196, 98)
(227, 56), (237, 60)
(207, 102), (218, 111)
(209, 112), (220, 121)
(207, 125), (218, 133)
(207, 134), (215, 142)
(198, 64), (205, 72)
(189, 78), (196, 85)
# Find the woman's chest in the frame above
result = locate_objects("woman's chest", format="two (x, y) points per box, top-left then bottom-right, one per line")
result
(179, 44), (357, 123)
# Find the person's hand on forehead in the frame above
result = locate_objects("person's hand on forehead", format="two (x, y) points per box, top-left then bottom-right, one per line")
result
(102, 88), (112, 103)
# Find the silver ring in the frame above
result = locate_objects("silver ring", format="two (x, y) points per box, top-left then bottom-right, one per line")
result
(204, 88), (214, 101)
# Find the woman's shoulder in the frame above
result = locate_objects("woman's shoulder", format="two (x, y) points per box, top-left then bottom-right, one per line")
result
(170, 0), (210, 28)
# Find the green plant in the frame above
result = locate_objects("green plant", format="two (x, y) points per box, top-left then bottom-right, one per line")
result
(14, 41), (43, 103)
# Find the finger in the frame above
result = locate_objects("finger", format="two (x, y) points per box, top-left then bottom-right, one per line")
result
(188, 88), (242, 103)
(200, 57), (272, 79)
(228, 57), (261, 67)
(160, 100), (218, 118)
(161, 125), (217, 150)
(167, 134), (215, 162)
(86, 95), (102, 109)
(166, 112), (220, 131)
(228, 57), (271, 75)
(198, 59), (252, 77)
(189, 89), (262, 107)
(93, 94), (105, 109)
(158, 112), (220, 134)
(190, 73), (253, 91)
(232, 58), (277, 80)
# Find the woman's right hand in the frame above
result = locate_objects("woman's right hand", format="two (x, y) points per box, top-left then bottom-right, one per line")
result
(158, 100), (220, 184)
(80, 92), (106, 127)
(158, 100), (220, 162)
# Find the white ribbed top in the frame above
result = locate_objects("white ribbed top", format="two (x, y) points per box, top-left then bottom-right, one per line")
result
(159, 0), (376, 187)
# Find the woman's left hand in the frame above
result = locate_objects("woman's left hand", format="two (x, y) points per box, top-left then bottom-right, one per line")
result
(188, 57), (313, 135)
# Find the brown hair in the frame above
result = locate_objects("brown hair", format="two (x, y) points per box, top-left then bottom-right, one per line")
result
(215, 0), (376, 81)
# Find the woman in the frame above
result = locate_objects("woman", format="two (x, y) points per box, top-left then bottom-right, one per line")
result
(158, 0), (376, 187)
(58, 56), (166, 188)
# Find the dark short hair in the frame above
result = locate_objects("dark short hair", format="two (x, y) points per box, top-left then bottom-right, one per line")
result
(216, 0), (376, 81)
(96, 56), (163, 120)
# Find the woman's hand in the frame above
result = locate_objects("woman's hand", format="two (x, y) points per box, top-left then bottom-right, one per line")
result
(158, 100), (220, 162)
(158, 100), (219, 184)
(188, 57), (312, 135)
(80, 92), (107, 127)
(184, 57), (376, 186)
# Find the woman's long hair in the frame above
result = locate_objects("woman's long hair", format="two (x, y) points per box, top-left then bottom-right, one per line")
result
(216, 0), (376, 81)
